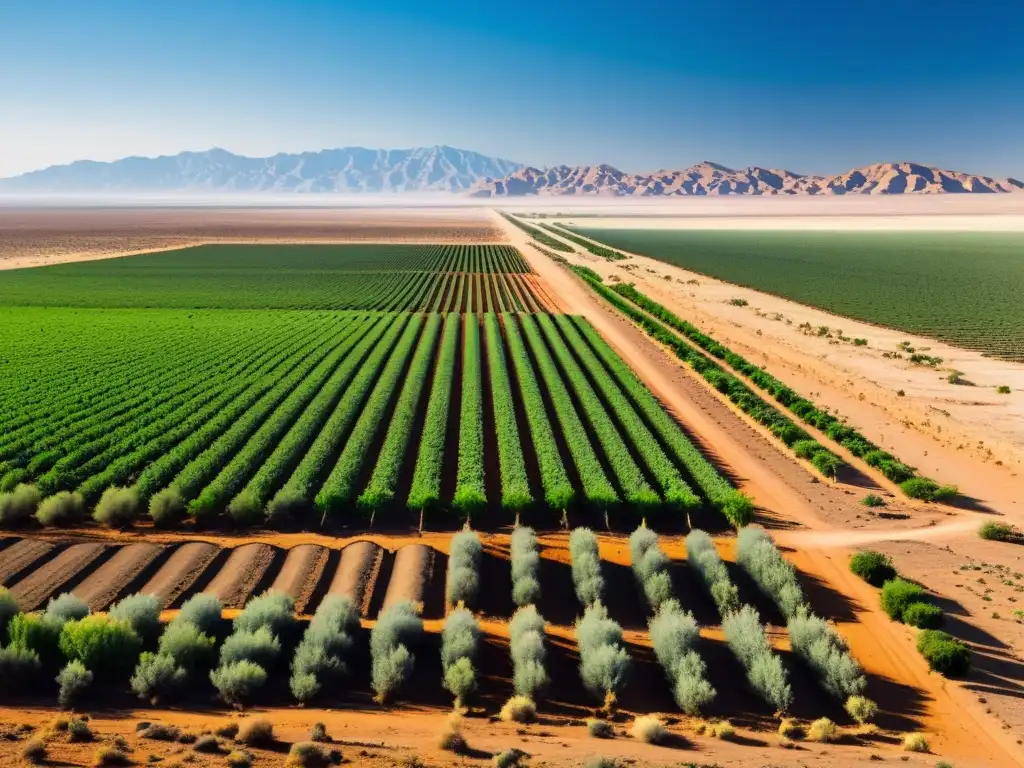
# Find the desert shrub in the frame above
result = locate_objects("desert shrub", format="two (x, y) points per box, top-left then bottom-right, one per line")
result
(0, 644), (41, 689)
(0, 483), (41, 525)
(57, 659), (93, 709)
(0, 587), (19, 643)
(211, 660), (268, 706)
(880, 579), (925, 621)
(903, 732), (930, 752)
(792, 439), (822, 460)
(508, 604), (548, 699)
(93, 486), (141, 527)
(236, 718), (274, 747)
(849, 551), (896, 586)
(446, 529), (482, 608)
(916, 630), (971, 676)
(227, 750), (253, 768)
(193, 734), (224, 754)
(787, 611), (866, 699)
(309, 722), (330, 742)
(158, 620), (217, 671)
(587, 719), (613, 738)
(234, 591), (296, 637)
(140, 723), (180, 741)
(628, 525), (674, 613)
(575, 603), (631, 709)
(492, 748), (528, 768)
(59, 615), (142, 678)
(807, 717), (837, 743)
(569, 528), (605, 608)
(109, 593), (162, 641)
(7, 613), (63, 670)
(441, 607), (480, 707)
(287, 741), (331, 768)
(778, 718), (803, 738)
(131, 652), (186, 703)
(148, 488), (186, 527)
(685, 530), (739, 615)
(902, 602), (944, 629)
(629, 716), (666, 744)
(510, 526), (541, 606)
(92, 746), (130, 766)
(736, 527), (805, 619)
(215, 722), (239, 739)
(722, 605), (792, 712)
(845, 695), (878, 724)
(811, 451), (842, 479)
(861, 494), (886, 508)
(437, 712), (467, 753)
(36, 491), (85, 526)
(45, 593), (89, 624)
(499, 695), (536, 723)
(978, 522), (1014, 541)
(22, 739), (47, 763)
(68, 718), (93, 742)
(648, 599), (715, 714)
(370, 601), (422, 703)
(173, 592), (223, 635)
(900, 477), (956, 502)
(290, 595), (360, 703)
(218, 627), (281, 669)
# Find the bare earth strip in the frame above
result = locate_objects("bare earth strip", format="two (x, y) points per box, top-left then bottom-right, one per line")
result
(8, 542), (107, 610)
(200, 542), (277, 608)
(72, 542), (162, 610)
(0, 538), (55, 585)
(139, 541), (219, 607)
(268, 543), (328, 614)
(327, 540), (383, 616)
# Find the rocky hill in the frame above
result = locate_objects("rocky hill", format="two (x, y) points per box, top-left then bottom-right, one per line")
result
(471, 161), (1024, 196)
(0, 146), (521, 194)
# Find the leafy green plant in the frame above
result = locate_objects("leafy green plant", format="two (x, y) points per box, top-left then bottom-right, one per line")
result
(849, 551), (896, 586)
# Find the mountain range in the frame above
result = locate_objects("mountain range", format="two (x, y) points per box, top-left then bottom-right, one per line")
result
(1, 147), (1021, 196)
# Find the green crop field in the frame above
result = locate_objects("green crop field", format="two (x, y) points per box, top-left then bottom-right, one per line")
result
(570, 228), (1024, 361)
(0, 243), (744, 530)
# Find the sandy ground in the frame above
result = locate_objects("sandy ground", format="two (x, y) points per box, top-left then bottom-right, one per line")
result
(0, 205), (505, 269)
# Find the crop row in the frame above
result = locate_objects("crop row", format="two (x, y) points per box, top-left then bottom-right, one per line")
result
(540, 222), (627, 260)
(499, 212), (574, 253)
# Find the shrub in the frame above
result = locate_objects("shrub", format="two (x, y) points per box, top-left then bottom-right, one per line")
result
(290, 595), (360, 703)
(721, 605), (792, 712)
(508, 605), (548, 699)
(437, 712), (466, 753)
(149, 488), (186, 527)
(902, 602), (944, 629)
(586, 719), (613, 738)
(109, 593), (162, 641)
(510, 526), (541, 606)
(446, 529), (482, 608)
(0, 483), (41, 525)
(711, 720), (735, 740)
(46, 593), (90, 624)
(140, 724), (180, 741)
(787, 611), (866, 699)
(310, 722), (330, 742)
(92, 746), (130, 766)
(584, 758), (616, 768)
(997, 385), (1011, 394)
(880, 579), (925, 621)
(736, 527), (805, 620)
(234, 591), (296, 637)
(56, 660), (93, 709)
(499, 695), (536, 723)
(219, 626), (281, 669)
(227, 751), (252, 768)
(569, 528), (604, 608)
(575, 603), (630, 709)
(900, 478), (957, 502)
(979, 522), (1014, 541)
(22, 739), (46, 763)
(492, 748), (528, 768)
(629, 716), (666, 744)
(93, 486), (141, 527)
(236, 718), (274, 747)
(849, 551), (896, 587)
(59, 615), (143, 678)
(131, 652), (186, 703)
(861, 494), (886, 508)
(174, 593), (223, 635)
(193, 734), (224, 754)
(36, 491), (85, 526)
(807, 717), (838, 743)
(287, 742), (330, 768)
(628, 525), (674, 613)
(648, 599), (715, 714)
(0, 644), (41, 689)
(686, 530), (739, 615)
(792, 439), (822, 460)
(903, 732), (930, 752)
(158, 620), (217, 671)
(227, 491), (264, 527)
(0, 587), (18, 642)
(845, 695), (878, 724)
(211, 660), (268, 706)
(7, 613), (63, 671)
(916, 630), (971, 677)
(441, 607), (480, 706)
(370, 601), (422, 703)
(721, 491), (755, 527)
(778, 718), (803, 739)
(68, 718), (93, 742)
(215, 722), (239, 739)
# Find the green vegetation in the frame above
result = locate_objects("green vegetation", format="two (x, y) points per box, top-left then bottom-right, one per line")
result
(978, 521), (1015, 541)
(849, 551), (897, 586)
(916, 630), (971, 676)
(500, 213), (573, 252)
(540, 223), (626, 260)
(572, 228), (1024, 361)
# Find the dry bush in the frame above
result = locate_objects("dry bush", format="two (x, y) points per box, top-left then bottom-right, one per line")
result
(437, 712), (467, 753)
(903, 732), (930, 753)
(711, 721), (735, 740)
(499, 695), (536, 723)
(215, 722), (239, 739)
(286, 741), (331, 768)
(309, 722), (330, 742)
(492, 747), (528, 768)
(21, 739), (46, 763)
(629, 716), (666, 744)
(778, 718), (803, 739)
(67, 718), (93, 743)
(586, 719), (613, 739)
(236, 718), (274, 747)
(226, 751), (252, 768)
(807, 717), (838, 743)
(140, 723), (180, 742)
(92, 746), (130, 766)
(845, 695), (878, 724)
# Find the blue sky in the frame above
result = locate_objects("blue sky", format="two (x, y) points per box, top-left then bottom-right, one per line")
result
(1, 0), (1022, 177)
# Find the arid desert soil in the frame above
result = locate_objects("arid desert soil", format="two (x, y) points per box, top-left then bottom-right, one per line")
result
(0, 205), (505, 269)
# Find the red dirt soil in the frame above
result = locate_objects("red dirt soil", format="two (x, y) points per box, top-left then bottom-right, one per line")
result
(72, 542), (162, 610)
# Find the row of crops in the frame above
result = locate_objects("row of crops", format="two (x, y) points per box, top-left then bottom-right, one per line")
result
(0, 526), (875, 722)
(0, 244), (540, 310)
(0, 306), (750, 529)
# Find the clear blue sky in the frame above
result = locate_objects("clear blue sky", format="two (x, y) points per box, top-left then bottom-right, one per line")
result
(1, 0), (1022, 177)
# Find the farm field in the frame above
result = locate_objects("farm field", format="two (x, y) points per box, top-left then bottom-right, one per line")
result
(568, 228), (1024, 361)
